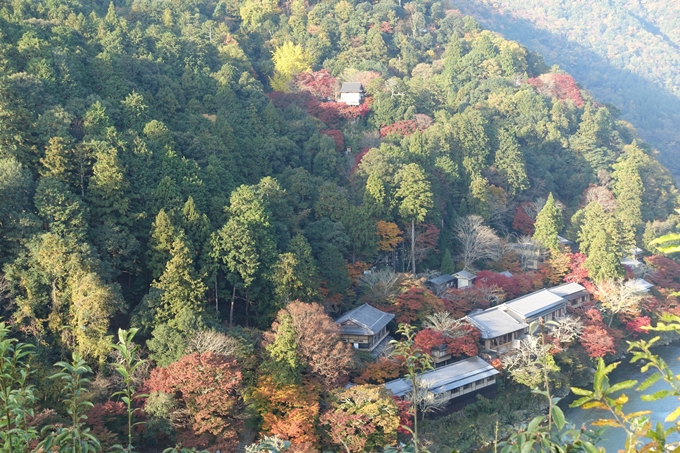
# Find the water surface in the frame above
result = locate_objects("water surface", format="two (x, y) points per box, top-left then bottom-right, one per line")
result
(563, 347), (680, 451)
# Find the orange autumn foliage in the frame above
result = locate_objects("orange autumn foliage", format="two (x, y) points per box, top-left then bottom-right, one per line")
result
(145, 353), (244, 451)
(376, 221), (403, 252)
(252, 376), (321, 446)
(353, 359), (403, 385)
(265, 301), (354, 388)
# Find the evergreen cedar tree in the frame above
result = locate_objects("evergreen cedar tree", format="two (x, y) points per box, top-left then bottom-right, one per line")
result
(2, 0), (680, 451)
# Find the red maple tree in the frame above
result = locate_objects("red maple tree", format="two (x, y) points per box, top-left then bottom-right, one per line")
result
(378, 287), (445, 325)
(145, 352), (244, 451)
(646, 255), (680, 291)
(512, 203), (535, 235)
(320, 129), (344, 151)
(527, 73), (585, 107)
(580, 325), (616, 358)
(294, 70), (339, 99)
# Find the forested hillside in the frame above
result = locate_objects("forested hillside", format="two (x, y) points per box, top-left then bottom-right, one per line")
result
(451, 0), (680, 178)
(1, 0), (680, 452)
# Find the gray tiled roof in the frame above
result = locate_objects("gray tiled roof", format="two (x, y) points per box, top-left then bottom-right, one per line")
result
(547, 282), (587, 299)
(466, 307), (528, 339)
(428, 274), (456, 286)
(454, 270), (477, 280)
(338, 82), (363, 93)
(335, 303), (394, 335)
(505, 289), (567, 320)
(384, 356), (499, 396)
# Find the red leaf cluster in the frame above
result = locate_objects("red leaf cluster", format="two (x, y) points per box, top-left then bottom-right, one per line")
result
(564, 252), (591, 288)
(580, 325), (616, 358)
(646, 255), (680, 291)
(378, 287), (445, 325)
(294, 70), (338, 99)
(320, 129), (344, 151)
(475, 270), (535, 300)
(527, 73), (585, 108)
(413, 327), (480, 358)
(625, 316), (651, 337)
(393, 397), (412, 435)
(380, 21), (393, 33)
(380, 120), (420, 138)
(512, 203), (535, 235)
(145, 352), (244, 450)
(266, 92), (371, 129)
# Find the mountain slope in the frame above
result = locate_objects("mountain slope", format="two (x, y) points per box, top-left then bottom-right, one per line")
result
(451, 0), (680, 177)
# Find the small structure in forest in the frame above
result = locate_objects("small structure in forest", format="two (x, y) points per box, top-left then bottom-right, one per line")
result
(335, 303), (394, 352)
(426, 274), (456, 294)
(337, 82), (364, 105)
(453, 270), (477, 289)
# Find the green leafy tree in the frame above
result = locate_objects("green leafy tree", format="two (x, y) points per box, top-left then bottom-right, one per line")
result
(394, 163), (433, 275)
(147, 209), (178, 280)
(152, 235), (207, 327)
(532, 193), (562, 254)
(494, 128), (528, 195)
(212, 184), (277, 326)
(440, 248), (455, 274)
(612, 146), (644, 243)
(36, 354), (101, 453)
(0, 323), (37, 453)
(110, 328), (148, 453)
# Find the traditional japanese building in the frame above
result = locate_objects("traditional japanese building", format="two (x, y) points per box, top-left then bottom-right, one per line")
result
(336, 82), (364, 105)
(426, 274), (456, 294)
(335, 303), (394, 352)
(453, 270), (477, 289)
(504, 289), (568, 324)
(384, 356), (500, 406)
(547, 282), (592, 308)
(466, 307), (529, 354)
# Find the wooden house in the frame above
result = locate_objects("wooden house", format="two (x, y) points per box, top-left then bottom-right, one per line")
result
(453, 270), (477, 289)
(335, 303), (394, 352)
(384, 356), (500, 407)
(426, 274), (456, 294)
(337, 82), (364, 106)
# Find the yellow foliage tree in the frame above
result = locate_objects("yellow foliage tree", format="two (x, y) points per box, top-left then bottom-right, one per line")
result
(270, 42), (312, 92)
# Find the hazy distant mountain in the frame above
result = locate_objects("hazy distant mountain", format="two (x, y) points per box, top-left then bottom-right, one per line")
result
(452, 0), (680, 177)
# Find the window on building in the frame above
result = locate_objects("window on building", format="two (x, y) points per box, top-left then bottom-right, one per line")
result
(463, 384), (470, 390)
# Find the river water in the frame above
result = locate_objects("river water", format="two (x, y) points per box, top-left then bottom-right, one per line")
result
(563, 346), (680, 452)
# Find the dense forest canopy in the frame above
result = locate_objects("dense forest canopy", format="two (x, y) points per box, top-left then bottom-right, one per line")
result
(1, 0), (680, 451)
(451, 0), (680, 178)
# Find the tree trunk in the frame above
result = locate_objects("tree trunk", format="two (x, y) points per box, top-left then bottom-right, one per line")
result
(215, 274), (218, 314)
(411, 219), (416, 275)
(230, 285), (236, 328)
